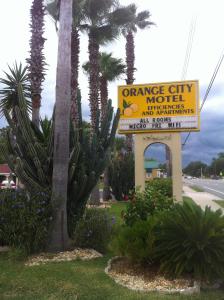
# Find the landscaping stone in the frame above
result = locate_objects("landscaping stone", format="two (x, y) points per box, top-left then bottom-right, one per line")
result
(25, 248), (103, 266)
(105, 257), (200, 295)
(0, 246), (10, 252)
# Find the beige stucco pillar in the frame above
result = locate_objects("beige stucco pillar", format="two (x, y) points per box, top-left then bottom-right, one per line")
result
(134, 132), (183, 202)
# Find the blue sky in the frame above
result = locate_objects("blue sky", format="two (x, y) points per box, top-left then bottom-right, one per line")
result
(0, 0), (224, 166)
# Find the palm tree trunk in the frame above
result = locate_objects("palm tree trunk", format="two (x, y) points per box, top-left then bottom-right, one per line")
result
(27, 0), (46, 128)
(125, 30), (135, 152)
(125, 30), (135, 85)
(71, 26), (80, 127)
(47, 0), (72, 252)
(99, 76), (110, 201)
(100, 76), (108, 121)
(88, 31), (100, 130)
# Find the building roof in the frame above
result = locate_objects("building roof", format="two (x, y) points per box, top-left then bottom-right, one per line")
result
(144, 160), (159, 169)
(0, 164), (11, 175)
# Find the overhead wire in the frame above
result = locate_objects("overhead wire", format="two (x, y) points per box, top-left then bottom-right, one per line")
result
(181, 16), (197, 81)
(182, 50), (224, 146)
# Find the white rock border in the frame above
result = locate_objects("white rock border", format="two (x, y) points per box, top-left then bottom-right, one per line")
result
(25, 248), (103, 266)
(105, 257), (200, 295)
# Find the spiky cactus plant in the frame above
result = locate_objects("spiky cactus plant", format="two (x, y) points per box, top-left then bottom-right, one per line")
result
(0, 85), (55, 191)
(0, 84), (119, 237)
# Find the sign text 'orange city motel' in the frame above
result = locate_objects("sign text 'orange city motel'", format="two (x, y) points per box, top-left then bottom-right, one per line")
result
(118, 80), (200, 134)
(118, 80), (200, 202)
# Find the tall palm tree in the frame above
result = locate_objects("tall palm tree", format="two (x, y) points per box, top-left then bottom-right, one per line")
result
(121, 4), (154, 150)
(48, 0), (73, 252)
(0, 62), (31, 121)
(81, 0), (119, 130)
(99, 52), (125, 120)
(122, 4), (154, 84)
(27, 0), (46, 127)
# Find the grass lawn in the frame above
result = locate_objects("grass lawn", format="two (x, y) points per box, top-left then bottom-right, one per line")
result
(106, 201), (128, 225)
(189, 185), (204, 192)
(0, 252), (224, 300)
(213, 200), (224, 208)
(183, 196), (195, 205)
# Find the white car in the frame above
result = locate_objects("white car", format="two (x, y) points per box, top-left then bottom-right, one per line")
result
(1, 180), (16, 189)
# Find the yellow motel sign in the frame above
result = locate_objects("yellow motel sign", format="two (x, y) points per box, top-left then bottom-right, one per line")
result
(118, 80), (200, 134)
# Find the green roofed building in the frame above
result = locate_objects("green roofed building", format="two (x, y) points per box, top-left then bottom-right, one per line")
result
(144, 159), (162, 180)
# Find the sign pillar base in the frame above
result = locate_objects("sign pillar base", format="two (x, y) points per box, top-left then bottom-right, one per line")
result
(134, 132), (182, 202)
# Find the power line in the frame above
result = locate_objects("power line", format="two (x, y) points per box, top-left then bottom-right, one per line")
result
(182, 50), (224, 147)
(181, 17), (197, 80)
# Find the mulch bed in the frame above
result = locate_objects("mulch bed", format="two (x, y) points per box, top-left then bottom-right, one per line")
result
(107, 257), (196, 292)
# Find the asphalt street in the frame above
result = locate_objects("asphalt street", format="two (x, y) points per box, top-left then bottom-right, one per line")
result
(183, 178), (224, 199)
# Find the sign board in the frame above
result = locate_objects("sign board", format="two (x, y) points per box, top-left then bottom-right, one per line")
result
(118, 80), (200, 133)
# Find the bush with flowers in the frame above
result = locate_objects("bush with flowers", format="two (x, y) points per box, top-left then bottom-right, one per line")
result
(0, 189), (52, 254)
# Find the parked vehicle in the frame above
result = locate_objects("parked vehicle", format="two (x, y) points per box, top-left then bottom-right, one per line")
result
(0, 180), (16, 189)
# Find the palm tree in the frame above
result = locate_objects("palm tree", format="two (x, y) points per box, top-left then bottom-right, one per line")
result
(47, 0), (73, 252)
(99, 52), (125, 120)
(27, 0), (46, 127)
(83, 52), (125, 120)
(0, 62), (31, 121)
(121, 4), (154, 150)
(81, 0), (119, 130)
(122, 4), (154, 84)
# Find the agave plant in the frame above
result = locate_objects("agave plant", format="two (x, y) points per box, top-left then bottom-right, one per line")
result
(0, 62), (31, 120)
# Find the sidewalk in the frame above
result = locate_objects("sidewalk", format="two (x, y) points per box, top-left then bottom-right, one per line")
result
(183, 185), (223, 212)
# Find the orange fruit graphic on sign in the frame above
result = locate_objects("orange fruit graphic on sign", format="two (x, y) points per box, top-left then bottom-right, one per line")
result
(124, 107), (133, 116)
(130, 103), (138, 112)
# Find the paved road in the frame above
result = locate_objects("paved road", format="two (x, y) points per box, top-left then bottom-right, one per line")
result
(183, 178), (224, 199)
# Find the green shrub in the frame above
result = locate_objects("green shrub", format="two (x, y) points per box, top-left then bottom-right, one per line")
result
(111, 218), (157, 264)
(146, 178), (172, 197)
(109, 152), (134, 200)
(123, 184), (174, 226)
(73, 208), (114, 253)
(0, 189), (52, 254)
(155, 201), (224, 281)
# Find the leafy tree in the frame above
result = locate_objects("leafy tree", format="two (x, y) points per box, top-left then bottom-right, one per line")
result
(27, 0), (46, 127)
(210, 153), (224, 177)
(183, 161), (208, 177)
